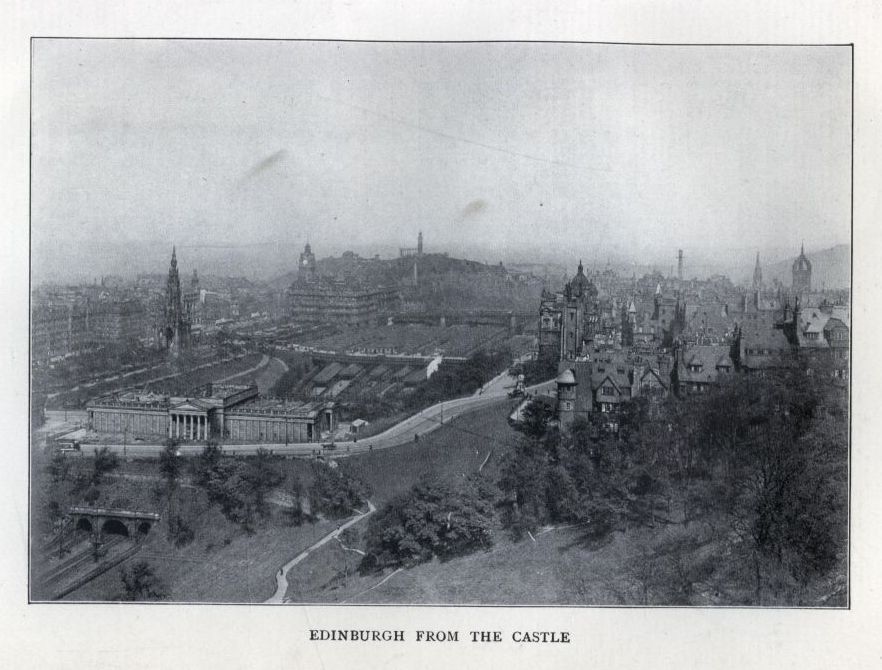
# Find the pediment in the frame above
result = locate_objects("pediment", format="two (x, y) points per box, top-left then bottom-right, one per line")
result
(170, 401), (208, 413)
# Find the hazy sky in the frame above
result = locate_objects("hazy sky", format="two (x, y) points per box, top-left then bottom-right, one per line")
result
(31, 40), (851, 280)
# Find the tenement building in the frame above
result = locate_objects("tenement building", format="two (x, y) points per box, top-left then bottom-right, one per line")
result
(87, 383), (337, 443)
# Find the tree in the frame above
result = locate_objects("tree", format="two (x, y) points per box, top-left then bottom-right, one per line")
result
(518, 398), (553, 441)
(159, 440), (181, 488)
(249, 448), (284, 517)
(118, 561), (168, 601)
(194, 449), (285, 530)
(91, 447), (120, 485)
(284, 473), (307, 526)
(45, 452), (71, 484)
(192, 442), (222, 487)
(361, 475), (495, 572)
(308, 463), (369, 520)
(497, 438), (548, 539)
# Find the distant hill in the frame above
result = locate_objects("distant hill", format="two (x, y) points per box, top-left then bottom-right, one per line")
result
(763, 244), (851, 290)
(269, 253), (512, 290)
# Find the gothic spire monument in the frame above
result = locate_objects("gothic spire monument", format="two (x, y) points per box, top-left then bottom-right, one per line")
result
(160, 247), (192, 353)
(753, 251), (763, 289)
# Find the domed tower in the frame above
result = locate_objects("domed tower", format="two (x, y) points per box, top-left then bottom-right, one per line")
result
(570, 260), (594, 299)
(555, 368), (577, 430)
(792, 243), (812, 294)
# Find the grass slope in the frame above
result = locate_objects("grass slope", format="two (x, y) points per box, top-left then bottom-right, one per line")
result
(337, 402), (521, 506)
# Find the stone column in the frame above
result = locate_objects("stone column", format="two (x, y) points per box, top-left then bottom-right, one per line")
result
(168, 415), (173, 439)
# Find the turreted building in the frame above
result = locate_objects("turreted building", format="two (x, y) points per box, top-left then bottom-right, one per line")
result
(792, 244), (812, 294)
(537, 261), (599, 362)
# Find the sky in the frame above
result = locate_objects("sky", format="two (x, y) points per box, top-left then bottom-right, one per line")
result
(31, 40), (851, 282)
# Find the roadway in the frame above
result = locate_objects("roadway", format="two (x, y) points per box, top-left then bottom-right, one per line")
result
(75, 374), (556, 459)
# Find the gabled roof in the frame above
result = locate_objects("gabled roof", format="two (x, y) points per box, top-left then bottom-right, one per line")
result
(640, 367), (668, 390)
(678, 345), (732, 383)
(594, 373), (624, 395)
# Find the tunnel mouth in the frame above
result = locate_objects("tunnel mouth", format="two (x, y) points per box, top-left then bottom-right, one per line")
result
(101, 519), (129, 537)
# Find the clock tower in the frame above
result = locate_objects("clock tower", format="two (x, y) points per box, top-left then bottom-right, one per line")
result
(299, 242), (317, 281)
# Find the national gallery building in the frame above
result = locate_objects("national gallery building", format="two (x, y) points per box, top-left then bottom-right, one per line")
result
(86, 383), (337, 443)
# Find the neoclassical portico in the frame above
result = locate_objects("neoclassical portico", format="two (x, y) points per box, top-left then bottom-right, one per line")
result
(168, 402), (212, 441)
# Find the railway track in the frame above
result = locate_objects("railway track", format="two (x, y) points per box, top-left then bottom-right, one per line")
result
(39, 535), (126, 586)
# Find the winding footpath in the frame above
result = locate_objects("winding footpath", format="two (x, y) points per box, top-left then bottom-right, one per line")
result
(265, 499), (377, 604)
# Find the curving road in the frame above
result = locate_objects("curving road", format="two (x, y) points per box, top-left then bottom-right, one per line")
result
(76, 375), (556, 459)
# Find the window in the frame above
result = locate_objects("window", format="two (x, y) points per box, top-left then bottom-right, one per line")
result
(601, 385), (615, 396)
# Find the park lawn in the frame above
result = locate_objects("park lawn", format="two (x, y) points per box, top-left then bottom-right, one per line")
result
(283, 524), (615, 605)
(337, 402), (521, 506)
(283, 519), (731, 606)
(284, 529), (366, 603)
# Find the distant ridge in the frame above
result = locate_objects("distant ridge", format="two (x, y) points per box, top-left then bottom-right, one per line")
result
(763, 244), (851, 290)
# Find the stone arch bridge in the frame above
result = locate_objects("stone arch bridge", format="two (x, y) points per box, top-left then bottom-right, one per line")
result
(69, 506), (161, 545)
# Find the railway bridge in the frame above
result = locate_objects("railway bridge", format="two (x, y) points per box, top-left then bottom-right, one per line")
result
(69, 506), (161, 550)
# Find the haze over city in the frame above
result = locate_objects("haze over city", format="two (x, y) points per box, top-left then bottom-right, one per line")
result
(31, 40), (850, 283)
